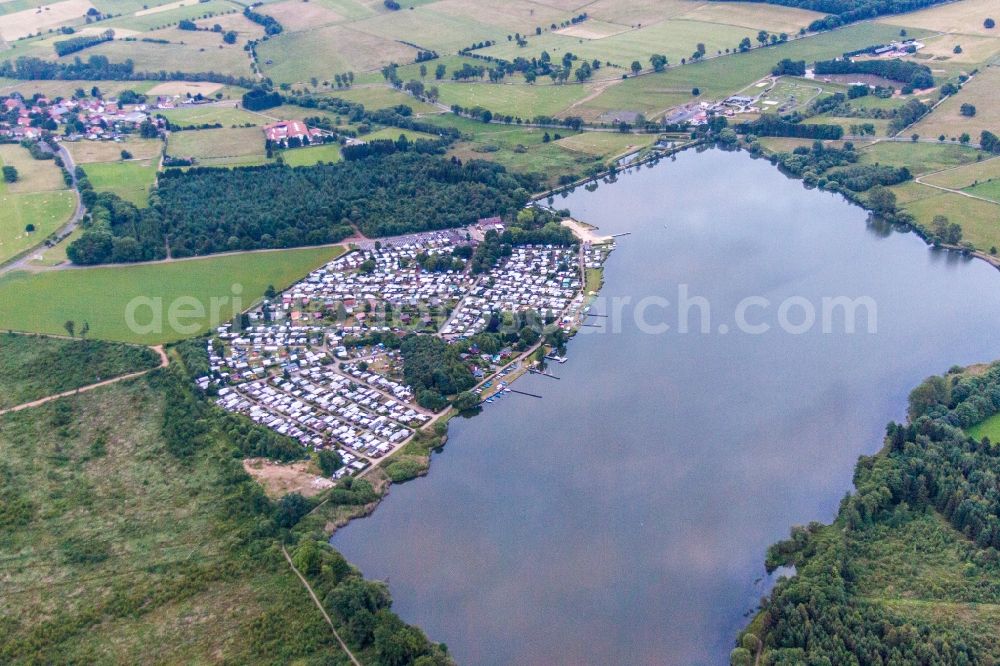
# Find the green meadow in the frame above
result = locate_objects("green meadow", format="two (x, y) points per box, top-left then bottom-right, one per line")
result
(0, 246), (345, 344)
(82, 160), (159, 207)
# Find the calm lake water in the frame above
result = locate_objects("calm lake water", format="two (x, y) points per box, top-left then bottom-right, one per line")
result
(331, 148), (1000, 665)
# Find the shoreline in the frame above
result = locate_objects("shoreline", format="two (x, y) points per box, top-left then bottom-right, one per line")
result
(311, 217), (618, 537)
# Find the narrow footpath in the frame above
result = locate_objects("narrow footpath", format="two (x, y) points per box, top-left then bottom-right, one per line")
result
(281, 545), (363, 666)
(0, 345), (169, 417)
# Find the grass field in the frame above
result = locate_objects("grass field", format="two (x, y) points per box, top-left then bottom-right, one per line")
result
(101, 0), (239, 33)
(81, 160), (158, 207)
(0, 333), (160, 409)
(258, 24), (417, 84)
(0, 144), (74, 264)
(917, 33), (1000, 65)
(576, 22), (928, 120)
(856, 141), (982, 175)
(879, 0), (1000, 36)
(279, 142), (342, 166)
(900, 189), (1000, 251)
(363, 127), (438, 142)
(554, 130), (653, 156)
(166, 126), (267, 166)
(676, 2), (823, 33)
(0, 191), (75, 264)
(0, 144), (66, 192)
(435, 80), (593, 119)
(324, 85), (440, 114)
(965, 179), (1000, 203)
(349, 5), (503, 54)
(921, 156), (1000, 189)
(968, 411), (1000, 441)
(911, 66), (1000, 141)
(481, 19), (764, 72)
(0, 245), (346, 343)
(158, 104), (262, 127)
(0, 0), (91, 41)
(65, 138), (162, 164)
(76, 33), (252, 77)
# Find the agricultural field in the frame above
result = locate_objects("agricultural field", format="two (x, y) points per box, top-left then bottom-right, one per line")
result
(157, 103), (262, 127)
(348, 5), (506, 54)
(554, 130), (653, 157)
(879, 0), (1000, 36)
(910, 66), (1000, 141)
(101, 0), (240, 33)
(257, 24), (417, 85)
(917, 32), (1000, 64)
(675, 2), (823, 34)
(965, 179), (1000, 203)
(279, 142), (342, 166)
(898, 188), (1000, 251)
(193, 10), (265, 39)
(435, 80), (594, 119)
(325, 86), (441, 114)
(921, 156), (1000, 189)
(480, 19), (766, 71)
(855, 141), (983, 175)
(576, 22), (929, 120)
(0, 79), (156, 99)
(0, 0), (92, 41)
(166, 126), (267, 167)
(0, 245), (346, 344)
(65, 138), (162, 164)
(81, 159), (159, 207)
(0, 144), (74, 264)
(72, 31), (252, 78)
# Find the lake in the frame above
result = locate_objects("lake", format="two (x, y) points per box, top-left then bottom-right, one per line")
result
(331, 148), (1000, 665)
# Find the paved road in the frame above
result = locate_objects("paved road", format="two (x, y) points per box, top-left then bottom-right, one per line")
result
(0, 141), (85, 277)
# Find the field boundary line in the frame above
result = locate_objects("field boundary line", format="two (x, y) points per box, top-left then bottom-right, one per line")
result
(281, 544), (363, 666)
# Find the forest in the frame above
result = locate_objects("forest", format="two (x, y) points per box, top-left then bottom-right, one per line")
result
(737, 115), (844, 140)
(814, 58), (935, 89)
(737, 363), (1000, 665)
(68, 153), (537, 263)
(400, 335), (477, 410)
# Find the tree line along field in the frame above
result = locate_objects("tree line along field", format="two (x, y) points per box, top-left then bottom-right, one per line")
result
(0, 143), (75, 265)
(0, 246), (345, 344)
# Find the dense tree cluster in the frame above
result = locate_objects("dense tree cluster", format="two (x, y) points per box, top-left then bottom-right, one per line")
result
(400, 335), (476, 409)
(242, 87), (282, 111)
(0, 55), (257, 87)
(771, 58), (806, 76)
(743, 363), (1000, 664)
(981, 130), (1000, 154)
(243, 6), (283, 35)
(68, 189), (164, 264)
(70, 152), (535, 264)
(155, 153), (532, 257)
(814, 58), (934, 89)
(825, 163), (911, 191)
(53, 29), (114, 57)
(737, 114), (844, 139)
